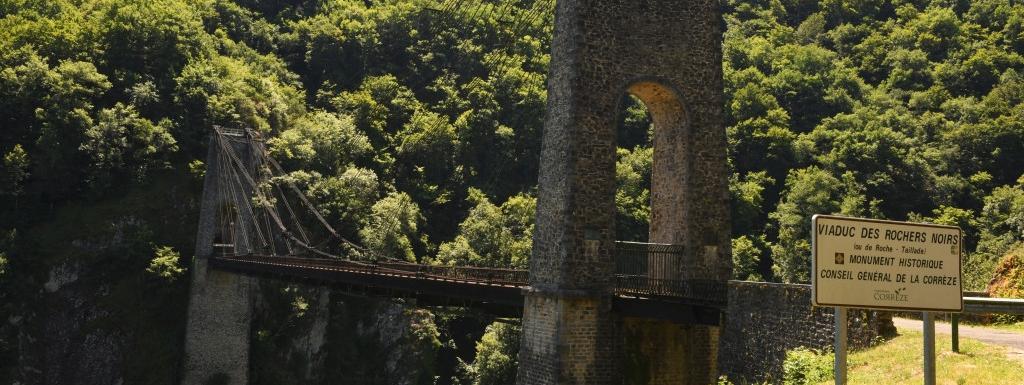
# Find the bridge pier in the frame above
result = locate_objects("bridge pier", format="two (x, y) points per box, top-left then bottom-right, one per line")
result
(622, 319), (720, 385)
(518, 290), (620, 385)
(181, 258), (254, 385)
(519, 0), (728, 384)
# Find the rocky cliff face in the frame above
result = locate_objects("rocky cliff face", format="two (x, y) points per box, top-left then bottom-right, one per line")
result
(250, 281), (443, 385)
(9, 261), (448, 385)
(1, 178), (197, 385)
(3, 208), (448, 385)
(10, 262), (125, 385)
(41, 265), (127, 385)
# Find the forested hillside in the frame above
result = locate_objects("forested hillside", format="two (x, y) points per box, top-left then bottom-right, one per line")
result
(0, 0), (1022, 384)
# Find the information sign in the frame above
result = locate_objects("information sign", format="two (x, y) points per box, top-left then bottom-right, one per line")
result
(811, 215), (963, 312)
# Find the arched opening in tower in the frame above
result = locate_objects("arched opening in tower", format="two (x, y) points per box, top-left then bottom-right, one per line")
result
(614, 93), (654, 243)
(616, 81), (690, 242)
(615, 81), (690, 283)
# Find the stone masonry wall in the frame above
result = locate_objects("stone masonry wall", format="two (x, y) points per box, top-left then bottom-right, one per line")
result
(719, 281), (890, 384)
(516, 291), (620, 385)
(621, 318), (720, 385)
(181, 258), (254, 385)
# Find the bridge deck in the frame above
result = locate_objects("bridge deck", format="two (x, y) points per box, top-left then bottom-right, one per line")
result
(209, 255), (723, 325)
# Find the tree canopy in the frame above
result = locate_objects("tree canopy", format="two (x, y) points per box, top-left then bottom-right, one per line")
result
(2, 0), (1024, 383)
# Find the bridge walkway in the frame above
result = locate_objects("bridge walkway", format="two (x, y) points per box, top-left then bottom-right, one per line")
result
(209, 254), (724, 325)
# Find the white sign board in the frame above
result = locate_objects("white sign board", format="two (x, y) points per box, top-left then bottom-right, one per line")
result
(812, 215), (963, 312)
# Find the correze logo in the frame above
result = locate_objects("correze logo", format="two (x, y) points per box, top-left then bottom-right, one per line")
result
(873, 287), (909, 302)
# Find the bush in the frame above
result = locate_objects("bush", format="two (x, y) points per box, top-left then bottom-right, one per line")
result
(988, 248), (1024, 323)
(717, 375), (771, 385)
(782, 347), (833, 385)
(988, 247), (1024, 299)
(473, 322), (521, 385)
(146, 246), (184, 282)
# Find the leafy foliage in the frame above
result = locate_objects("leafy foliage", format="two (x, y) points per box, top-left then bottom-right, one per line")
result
(146, 246), (184, 282)
(733, 235), (769, 281)
(1, 144), (28, 197)
(987, 246), (1024, 299)
(361, 192), (422, 262)
(471, 322), (521, 385)
(3, 0), (1024, 382)
(81, 103), (177, 183)
(268, 110), (371, 171)
(782, 347), (834, 385)
(434, 191), (535, 269)
(718, 0), (1024, 284)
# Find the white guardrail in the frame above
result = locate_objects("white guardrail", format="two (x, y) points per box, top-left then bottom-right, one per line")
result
(949, 296), (1024, 353)
(962, 296), (1024, 315)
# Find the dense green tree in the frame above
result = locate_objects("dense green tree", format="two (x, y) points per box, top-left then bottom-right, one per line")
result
(395, 109), (460, 205)
(615, 147), (653, 242)
(434, 191), (535, 269)
(0, 145), (28, 197)
(730, 171), (776, 236)
(732, 235), (771, 281)
(360, 191), (422, 262)
(304, 167), (382, 238)
(796, 12), (828, 44)
(471, 322), (520, 385)
(769, 167), (866, 283)
(803, 109), (933, 216)
(883, 48), (933, 90)
(268, 110), (371, 171)
(907, 7), (963, 60)
(146, 246), (185, 283)
(80, 103), (177, 184)
(766, 43), (864, 132)
(975, 180), (1024, 256)
(618, 95), (654, 149)
(333, 74), (420, 150)
(28, 59), (112, 192)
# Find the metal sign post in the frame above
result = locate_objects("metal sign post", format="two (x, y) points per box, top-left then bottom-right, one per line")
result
(923, 312), (936, 385)
(834, 307), (848, 385)
(951, 313), (960, 353)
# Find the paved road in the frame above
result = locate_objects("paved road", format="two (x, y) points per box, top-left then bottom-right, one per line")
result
(893, 317), (1024, 361)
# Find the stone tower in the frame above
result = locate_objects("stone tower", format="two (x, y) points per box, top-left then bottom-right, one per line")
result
(181, 130), (259, 385)
(517, 0), (730, 384)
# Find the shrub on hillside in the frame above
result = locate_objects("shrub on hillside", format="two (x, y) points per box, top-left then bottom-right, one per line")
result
(987, 246), (1024, 299)
(782, 348), (833, 385)
(987, 246), (1024, 323)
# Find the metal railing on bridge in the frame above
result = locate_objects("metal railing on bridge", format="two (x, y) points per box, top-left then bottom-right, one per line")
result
(374, 260), (529, 287)
(214, 241), (728, 304)
(613, 241), (727, 304)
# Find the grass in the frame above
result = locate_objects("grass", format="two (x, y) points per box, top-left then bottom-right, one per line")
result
(813, 330), (1024, 385)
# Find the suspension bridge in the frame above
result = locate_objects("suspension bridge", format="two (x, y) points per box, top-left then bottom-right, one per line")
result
(204, 126), (724, 323)
(184, 1), (732, 384)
